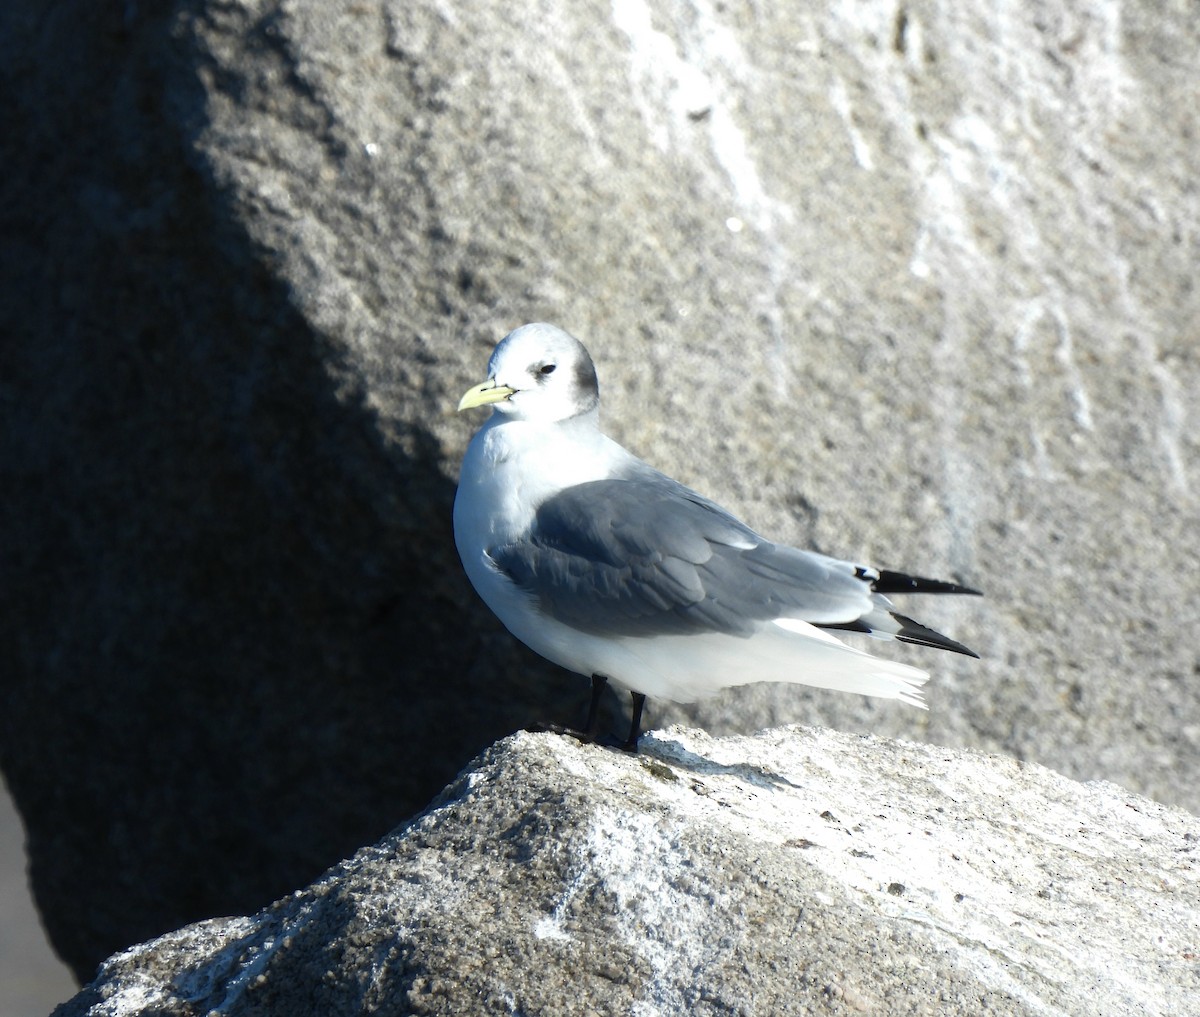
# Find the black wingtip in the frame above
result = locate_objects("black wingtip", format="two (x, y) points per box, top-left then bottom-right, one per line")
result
(872, 569), (982, 597)
(892, 612), (980, 657)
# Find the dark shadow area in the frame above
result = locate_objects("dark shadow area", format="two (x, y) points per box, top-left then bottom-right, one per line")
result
(0, 0), (569, 982)
(639, 736), (804, 792)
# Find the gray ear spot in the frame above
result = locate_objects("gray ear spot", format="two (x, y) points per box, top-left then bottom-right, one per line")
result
(573, 352), (599, 406)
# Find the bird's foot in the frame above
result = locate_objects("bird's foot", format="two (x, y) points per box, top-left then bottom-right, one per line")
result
(526, 722), (640, 752)
(525, 720), (597, 744)
(600, 732), (641, 754)
(528, 679), (645, 753)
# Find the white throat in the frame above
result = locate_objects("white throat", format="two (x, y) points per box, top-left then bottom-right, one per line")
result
(455, 407), (626, 546)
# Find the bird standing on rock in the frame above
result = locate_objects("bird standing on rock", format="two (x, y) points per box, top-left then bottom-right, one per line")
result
(454, 323), (980, 751)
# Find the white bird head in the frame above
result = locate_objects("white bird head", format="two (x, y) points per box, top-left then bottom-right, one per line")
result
(457, 323), (600, 423)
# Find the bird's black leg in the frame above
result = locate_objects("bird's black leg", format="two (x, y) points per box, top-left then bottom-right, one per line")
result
(528, 673), (608, 744)
(581, 673), (608, 739)
(530, 676), (646, 753)
(620, 692), (647, 753)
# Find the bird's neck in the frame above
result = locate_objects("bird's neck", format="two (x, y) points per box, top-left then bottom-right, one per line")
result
(462, 409), (623, 524)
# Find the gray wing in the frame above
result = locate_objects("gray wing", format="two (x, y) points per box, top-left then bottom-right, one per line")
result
(487, 476), (873, 639)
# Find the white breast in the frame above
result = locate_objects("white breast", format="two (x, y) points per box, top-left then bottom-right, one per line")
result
(454, 411), (620, 613)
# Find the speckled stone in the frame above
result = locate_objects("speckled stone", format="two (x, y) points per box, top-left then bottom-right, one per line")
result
(55, 727), (1200, 1017)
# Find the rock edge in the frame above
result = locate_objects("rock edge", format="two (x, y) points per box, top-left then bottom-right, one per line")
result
(55, 726), (1200, 1017)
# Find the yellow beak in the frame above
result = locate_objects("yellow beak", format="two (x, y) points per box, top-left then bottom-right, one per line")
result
(457, 378), (516, 412)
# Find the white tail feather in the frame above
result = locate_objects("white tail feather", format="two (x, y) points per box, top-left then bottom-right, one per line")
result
(592, 617), (929, 707)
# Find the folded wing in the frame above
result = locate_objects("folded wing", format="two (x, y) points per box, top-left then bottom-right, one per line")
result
(488, 476), (977, 656)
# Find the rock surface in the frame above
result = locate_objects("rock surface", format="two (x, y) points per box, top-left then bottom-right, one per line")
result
(2, 0), (1197, 980)
(54, 727), (1200, 1017)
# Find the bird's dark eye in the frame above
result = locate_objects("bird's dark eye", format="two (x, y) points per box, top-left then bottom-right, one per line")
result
(538, 363), (557, 375)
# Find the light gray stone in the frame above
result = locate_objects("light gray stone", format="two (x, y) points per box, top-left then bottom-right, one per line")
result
(2, 0), (1197, 980)
(55, 727), (1200, 1017)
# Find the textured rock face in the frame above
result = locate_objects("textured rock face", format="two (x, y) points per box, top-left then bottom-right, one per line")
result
(54, 728), (1200, 1017)
(2, 0), (1197, 981)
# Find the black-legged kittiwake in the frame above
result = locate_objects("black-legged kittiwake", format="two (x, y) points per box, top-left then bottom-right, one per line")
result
(454, 323), (979, 750)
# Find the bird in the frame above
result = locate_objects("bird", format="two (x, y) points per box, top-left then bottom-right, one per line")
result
(454, 323), (980, 751)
